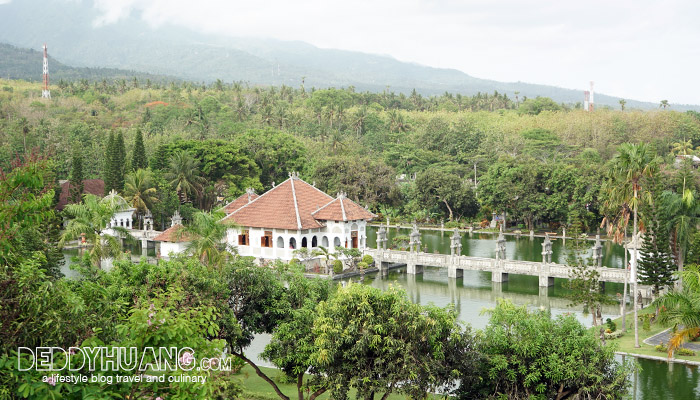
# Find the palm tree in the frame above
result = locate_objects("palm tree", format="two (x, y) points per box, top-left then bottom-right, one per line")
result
(59, 193), (133, 268)
(652, 264), (700, 357)
(671, 139), (693, 156)
(164, 151), (205, 205)
(660, 100), (670, 109)
(619, 99), (626, 111)
(663, 177), (700, 277)
(605, 143), (659, 348)
(123, 169), (158, 229)
(180, 210), (230, 267)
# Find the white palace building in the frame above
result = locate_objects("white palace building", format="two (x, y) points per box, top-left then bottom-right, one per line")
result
(154, 173), (376, 261)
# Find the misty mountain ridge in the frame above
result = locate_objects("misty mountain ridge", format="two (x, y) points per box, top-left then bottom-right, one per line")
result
(0, 0), (697, 111)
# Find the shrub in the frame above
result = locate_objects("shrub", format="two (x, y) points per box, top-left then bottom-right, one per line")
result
(361, 255), (374, 264)
(358, 261), (368, 271)
(333, 259), (343, 274)
(445, 221), (462, 229)
(604, 330), (624, 340)
(656, 343), (696, 356)
(605, 318), (617, 333)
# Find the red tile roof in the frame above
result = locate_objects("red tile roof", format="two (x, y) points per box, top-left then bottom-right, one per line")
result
(153, 224), (191, 243)
(222, 192), (259, 214)
(312, 196), (377, 221)
(56, 179), (105, 211)
(221, 177), (375, 230)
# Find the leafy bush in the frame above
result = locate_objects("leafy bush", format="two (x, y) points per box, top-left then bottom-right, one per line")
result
(333, 259), (343, 274)
(361, 255), (374, 264)
(655, 343), (696, 356)
(445, 221), (462, 229)
(604, 330), (625, 340)
(357, 261), (368, 271)
(606, 318), (617, 333)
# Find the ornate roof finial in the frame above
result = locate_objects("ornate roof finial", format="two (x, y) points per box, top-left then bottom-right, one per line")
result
(171, 210), (182, 227)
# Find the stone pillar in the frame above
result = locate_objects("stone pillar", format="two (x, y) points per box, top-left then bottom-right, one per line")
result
(530, 230), (535, 239)
(490, 212), (497, 228)
(592, 230), (603, 269)
(496, 228), (506, 261)
(406, 256), (423, 275)
(409, 223), (421, 253)
(141, 238), (148, 257)
(144, 211), (154, 232)
(539, 234), (554, 287)
(449, 228), (463, 278)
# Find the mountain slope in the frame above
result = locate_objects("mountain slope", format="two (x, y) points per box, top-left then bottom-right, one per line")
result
(0, 0), (696, 111)
(0, 43), (174, 83)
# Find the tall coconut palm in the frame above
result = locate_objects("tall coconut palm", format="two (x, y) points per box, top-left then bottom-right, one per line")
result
(605, 142), (659, 348)
(164, 151), (205, 205)
(123, 168), (158, 229)
(663, 177), (700, 277)
(652, 264), (700, 357)
(671, 140), (693, 156)
(59, 193), (132, 268)
(180, 210), (230, 267)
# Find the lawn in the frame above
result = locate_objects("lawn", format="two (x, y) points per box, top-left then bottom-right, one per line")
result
(599, 305), (698, 362)
(235, 365), (418, 400)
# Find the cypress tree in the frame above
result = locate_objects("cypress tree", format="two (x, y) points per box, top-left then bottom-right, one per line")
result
(115, 132), (126, 191)
(638, 174), (676, 297)
(150, 144), (171, 171)
(104, 132), (116, 194)
(132, 128), (147, 171)
(69, 147), (84, 203)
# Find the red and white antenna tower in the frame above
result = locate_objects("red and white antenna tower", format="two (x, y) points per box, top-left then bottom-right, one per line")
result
(42, 44), (50, 99)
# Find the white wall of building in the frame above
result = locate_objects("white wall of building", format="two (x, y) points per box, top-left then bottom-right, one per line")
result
(160, 241), (188, 259)
(226, 220), (368, 261)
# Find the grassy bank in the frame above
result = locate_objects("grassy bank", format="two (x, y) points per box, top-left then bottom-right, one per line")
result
(600, 305), (698, 362)
(236, 365), (414, 400)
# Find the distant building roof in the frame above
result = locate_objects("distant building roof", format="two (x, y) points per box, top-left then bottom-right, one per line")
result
(222, 191), (259, 214)
(153, 224), (190, 243)
(221, 174), (375, 230)
(56, 179), (105, 210)
(312, 194), (377, 222)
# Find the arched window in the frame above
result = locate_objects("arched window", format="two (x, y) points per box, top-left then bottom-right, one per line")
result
(277, 237), (284, 248)
(322, 236), (329, 247)
(333, 237), (341, 248)
(311, 236), (318, 248)
(289, 237), (297, 249)
(301, 237), (308, 248)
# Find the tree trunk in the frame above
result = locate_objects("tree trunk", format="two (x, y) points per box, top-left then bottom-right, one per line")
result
(633, 190), (640, 348)
(441, 198), (454, 221)
(297, 373), (304, 400)
(233, 351), (290, 400)
(622, 231), (628, 332)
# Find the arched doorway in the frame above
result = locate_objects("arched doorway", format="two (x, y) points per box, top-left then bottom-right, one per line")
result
(333, 237), (341, 248)
(277, 237), (284, 248)
(289, 238), (297, 249)
(301, 237), (308, 248)
(312, 236), (318, 248)
(322, 236), (329, 247)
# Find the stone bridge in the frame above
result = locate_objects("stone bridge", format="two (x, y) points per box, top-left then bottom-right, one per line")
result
(367, 225), (629, 288)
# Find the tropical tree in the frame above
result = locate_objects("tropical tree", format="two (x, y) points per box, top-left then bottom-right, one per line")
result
(131, 128), (148, 170)
(604, 142), (659, 347)
(69, 146), (84, 204)
(123, 168), (158, 229)
(59, 193), (132, 267)
(164, 150), (205, 204)
(619, 99), (626, 111)
(663, 172), (700, 276)
(180, 210), (229, 267)
(660, 100), (670, 109)
(652, 264), (700, 357)
(672, 139), (693, 156)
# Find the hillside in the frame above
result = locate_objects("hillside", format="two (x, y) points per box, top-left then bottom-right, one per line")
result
(0, 43), (175, 83)
(0, 0), (697, 111)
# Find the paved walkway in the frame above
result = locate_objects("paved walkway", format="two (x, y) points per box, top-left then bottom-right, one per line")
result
(643, 328), (700, 351)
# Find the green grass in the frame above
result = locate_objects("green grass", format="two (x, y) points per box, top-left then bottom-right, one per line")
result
(235, 365), (416, 400)
(598, 305), (698, 361)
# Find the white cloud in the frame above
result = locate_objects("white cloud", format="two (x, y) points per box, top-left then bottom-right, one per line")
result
(89, 0), (700, 104)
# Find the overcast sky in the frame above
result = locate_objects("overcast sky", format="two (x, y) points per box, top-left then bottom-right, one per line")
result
(65, 0), (700, 104)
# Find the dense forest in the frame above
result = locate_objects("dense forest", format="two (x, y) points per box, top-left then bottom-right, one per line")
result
(1, 77), (700, 233)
